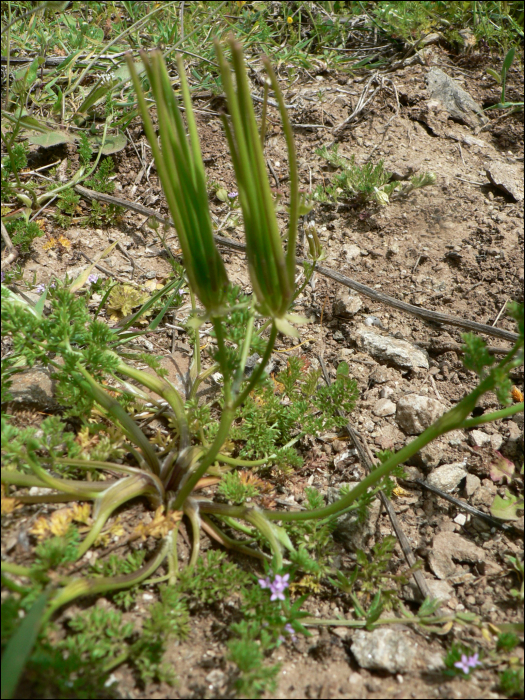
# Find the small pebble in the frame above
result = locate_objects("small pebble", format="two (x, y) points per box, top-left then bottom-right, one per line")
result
(364, 315), (384, 329)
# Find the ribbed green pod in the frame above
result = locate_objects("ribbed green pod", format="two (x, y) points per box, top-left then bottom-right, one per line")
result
(127, 51), (229, 313)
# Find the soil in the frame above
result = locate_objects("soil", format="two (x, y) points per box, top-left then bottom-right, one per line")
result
(2, 41), (524, 699)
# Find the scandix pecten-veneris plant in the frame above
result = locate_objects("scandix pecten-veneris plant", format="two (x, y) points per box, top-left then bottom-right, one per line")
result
(1, 37), (524, 698)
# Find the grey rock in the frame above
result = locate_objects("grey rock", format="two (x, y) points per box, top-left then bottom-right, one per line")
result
(426, 652), (445, 672)
(396, 395), (445, 435)
(426, 462), (468, 493)
(333, 289), (362, 318)
(469, 429), (491, 447)
(343, 243), (361, 261)
(471, 478), (498, 508)
(486, 161), (524, 202)
(416, 442), (443, 470)
(447, 430), (465, 446)
(429, 532), (499, 580)
(351, 628), (416, 673)
(355, 327), (429, 370)
(364, 315), (385, 329)
(373, 398), (396, 417)
(7, 367), (59, 411)
(490, 433), (503, 451)
(505, 421), (523, 457)
(426, 68), (487, 128)
(403, 578), (453, 605)
(369, 365), (399, 385)
(464, 473), (481, 498)
(332, 330), (344, 341)
(380, 386), (394, 399)
(325, 482), (381, 550)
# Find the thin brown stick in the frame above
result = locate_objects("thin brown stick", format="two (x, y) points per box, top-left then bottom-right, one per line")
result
(74, 185), (519, 344)
(318, 355), (433, 603)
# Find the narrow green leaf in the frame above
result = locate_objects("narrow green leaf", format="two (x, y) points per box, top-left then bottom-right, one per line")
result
(1, 589), (50, 699)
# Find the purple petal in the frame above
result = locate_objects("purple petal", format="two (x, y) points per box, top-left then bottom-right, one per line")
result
(467, 653), (480, 668)
(454, 655), (471, 674)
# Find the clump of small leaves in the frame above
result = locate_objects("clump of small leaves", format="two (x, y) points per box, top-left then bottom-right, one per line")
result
(177, 550), (251, 607)
(499, 666), (524, 698)
(54, 187), (81, 228)
(330, 534), (409, 609)
(497, 632), (520, 653)
(78, 131), (93, 166)
(4, 218), (44, 254)
(315, 144), (435, 206)
(85, 156), (116, 194)
(232, 357), (358, 473)
(228, 567), (309, 698)
(218, 469), (263, 504)
(285, 487), (336, 585)
(1, 143), (29, 202)
(106, 284), (151, 322)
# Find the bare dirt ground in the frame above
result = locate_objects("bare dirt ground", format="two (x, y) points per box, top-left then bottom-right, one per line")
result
(3, 41), (524, 699)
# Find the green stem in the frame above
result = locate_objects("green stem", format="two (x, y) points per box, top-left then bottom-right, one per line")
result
(459, 402), (523, 429)
(215, 453), (273, 467)
(44, 534), (171, 623)
(234, 323), (278, 409)
(201, 514), (270, 561)
(232, 308), (255, 395)
(189, 362), (219, 401)
(172, 406), (236, 510)
(212, 318), (231, 405)
(1, 562), (33, 578)
(262, 360), (517, 522)
(25, 453), (102, 499)
(184, 498), (201, 570)
(189, 286), (202, 379)
(116, 361), (189, 455)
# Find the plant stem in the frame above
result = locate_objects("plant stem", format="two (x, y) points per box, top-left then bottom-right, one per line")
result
(234, 323), (278, 409)
(459, 401), (523, 429)
(172, 406), (235, 510)
(262, 356), (520, 522)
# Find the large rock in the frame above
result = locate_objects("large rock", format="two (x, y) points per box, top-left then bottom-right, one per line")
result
(396, 395), (445, 434)
(6, 367), (59, 411)
(426, 462), (468, 492)
(333, 289), (362, 318)
(426, 68), (487, 129)
(355, 327), (429, 370)
(343, 243), (361, 262)
(373, 398), (396, 417)
(351, 628), (416, 673)
(486, 161), (524, 202)
(429, 532), (501, 580)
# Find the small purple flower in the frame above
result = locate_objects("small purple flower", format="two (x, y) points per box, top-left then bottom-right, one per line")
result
(284, 623), (296, 641)
(467, 653), (480, 669)
(35, 281), (56, 294)
(269, 573), (289, 601)
(1, 270), (5, 283)
(454, 653), (481, 674)
(228, 191), (238, 199)
(87, 273), (99, 284)
(259, 573), (290, 601)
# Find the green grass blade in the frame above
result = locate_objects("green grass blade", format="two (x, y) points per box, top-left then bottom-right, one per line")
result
(1, 589), (51, 699)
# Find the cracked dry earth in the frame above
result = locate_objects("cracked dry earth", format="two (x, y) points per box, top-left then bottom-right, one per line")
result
(3, 43), (524, 699)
